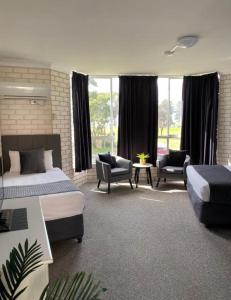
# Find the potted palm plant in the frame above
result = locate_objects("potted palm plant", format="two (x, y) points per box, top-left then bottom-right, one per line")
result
(136, 153), (150, 165)
(0, 239), (106, 300)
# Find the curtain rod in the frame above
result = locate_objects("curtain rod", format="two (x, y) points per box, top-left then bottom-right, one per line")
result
(184, 71), (220, 76)
(87, 74), (183, 78)
(72, 70), (181, 77)
(72, 71), (219, 78)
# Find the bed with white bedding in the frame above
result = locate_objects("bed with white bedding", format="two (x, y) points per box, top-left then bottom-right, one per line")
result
(1, 134), (85, 242)
(3, 168), (85, 222)
(187, 165), (231, 225)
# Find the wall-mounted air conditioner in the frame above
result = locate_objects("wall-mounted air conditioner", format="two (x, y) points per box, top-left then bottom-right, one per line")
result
(0, 82), (50, 100)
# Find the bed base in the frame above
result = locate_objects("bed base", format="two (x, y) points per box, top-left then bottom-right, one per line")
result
(187, 180), (231, 226)
(45, 214), (84, 243)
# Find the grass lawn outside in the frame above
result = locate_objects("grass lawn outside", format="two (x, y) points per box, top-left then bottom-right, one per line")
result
(91, 126), (181, 157)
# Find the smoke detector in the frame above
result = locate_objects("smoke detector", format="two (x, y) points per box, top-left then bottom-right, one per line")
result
(164, 35), (199, 56)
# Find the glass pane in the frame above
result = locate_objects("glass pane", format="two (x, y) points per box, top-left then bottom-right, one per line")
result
(89, 77), (119, 161)
(168, 127), (181, 138)
(169, 78), (183, 142)
(169, 138), (181, 150)
(89, 78), (111, 160)
(157, 138), (168, 155)
(112, 78), (119, 155)
(158, 78), (169, 139)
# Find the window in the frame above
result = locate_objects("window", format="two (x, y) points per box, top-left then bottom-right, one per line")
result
(89, 77), (119, 161)
(158, 77), (183, 155)
(88, 76), (182, 160)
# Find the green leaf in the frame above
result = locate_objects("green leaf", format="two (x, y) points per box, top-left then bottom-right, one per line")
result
(1, 240), (106, 300)
(13, 286), (27, 300)
(41, 272), (106, 300)
(0, 279), (11, 299)
(0, 239), (42, 299)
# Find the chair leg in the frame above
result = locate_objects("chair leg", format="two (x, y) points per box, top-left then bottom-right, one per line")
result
(129, 179), (133, 189)
(136, 168), (140, 188)
(108, 182), (111, 194)
(146, 169), (149, 184)
(148, 168), (153, 188)
(156, 178), (160, 187)
(184, 179), (187, 188)
(77, 237), (82, 243)
(97, 180), (101, 189)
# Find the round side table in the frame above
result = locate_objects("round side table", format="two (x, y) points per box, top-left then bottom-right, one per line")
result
(133, 163), (153, 188)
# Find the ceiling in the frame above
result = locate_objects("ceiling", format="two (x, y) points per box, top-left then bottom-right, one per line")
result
(0, 0), (231, 75)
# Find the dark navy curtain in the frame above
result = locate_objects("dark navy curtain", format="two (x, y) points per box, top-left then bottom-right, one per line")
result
(181, 72), (219, 165)
(117, 76), (158, 165)
(72, 72), (92, 172)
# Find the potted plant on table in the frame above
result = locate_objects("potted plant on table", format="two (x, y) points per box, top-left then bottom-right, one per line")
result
(136, 153), (150, 165)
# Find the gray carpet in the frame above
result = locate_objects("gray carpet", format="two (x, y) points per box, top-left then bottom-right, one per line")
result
(49, 182), (231, 300)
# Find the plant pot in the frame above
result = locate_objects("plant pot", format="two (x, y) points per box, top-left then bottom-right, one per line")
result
(139, 159), (146, 165)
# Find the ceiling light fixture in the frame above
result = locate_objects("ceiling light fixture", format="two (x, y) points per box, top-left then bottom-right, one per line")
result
(164, 35), (199, 56)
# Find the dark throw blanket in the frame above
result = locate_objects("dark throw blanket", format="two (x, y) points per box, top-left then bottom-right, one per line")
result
(4, 180), (80, 199)
(193, 165), (231, 203)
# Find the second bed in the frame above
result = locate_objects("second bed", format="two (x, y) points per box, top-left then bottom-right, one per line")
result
(187, 165), (231, 225)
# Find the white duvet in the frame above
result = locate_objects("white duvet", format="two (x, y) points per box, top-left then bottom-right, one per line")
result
(186, 165), (231, 202)
(3, 168), (85, 221)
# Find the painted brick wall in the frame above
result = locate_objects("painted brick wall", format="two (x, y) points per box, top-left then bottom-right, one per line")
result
(0, 66), (52, 135)
(50, 70), (87, 184)
(217, 74), (231, 165)
(51, 70), (87, 186)
(50, 70), (73, 178)
(0, 66), (87, 185)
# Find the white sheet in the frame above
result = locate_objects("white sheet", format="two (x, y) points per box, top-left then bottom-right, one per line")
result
(3, 168), (85, 221)
(186, 165), (231, 202)
(3, 168), (69, 187)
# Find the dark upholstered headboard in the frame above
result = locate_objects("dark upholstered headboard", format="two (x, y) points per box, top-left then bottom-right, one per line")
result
(1, 134), (62, 172)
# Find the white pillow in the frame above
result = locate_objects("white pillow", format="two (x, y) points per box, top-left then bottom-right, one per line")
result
(9, 149), (53, 172)
(44, 150), (53, 170)
(9, 150), (20, 173)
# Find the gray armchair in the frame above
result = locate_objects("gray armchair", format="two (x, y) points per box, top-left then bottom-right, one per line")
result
(156, 154), (191, 187)
(96, 156), (133, 193)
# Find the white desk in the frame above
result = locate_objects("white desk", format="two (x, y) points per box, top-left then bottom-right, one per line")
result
(1, 197), (53, 300)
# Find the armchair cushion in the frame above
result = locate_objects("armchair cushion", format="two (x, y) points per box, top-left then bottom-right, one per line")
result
(111, 167), (129, 176)
(156, 154), (168, 169)
(162, 166), (184, 174)
(116, 156), (132, 171)
(98, 152), (117, 168)
(167, 150), (187, 167)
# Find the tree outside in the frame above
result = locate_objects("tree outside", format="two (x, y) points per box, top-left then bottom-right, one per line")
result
(158, 98), (181, 152)
(158, 99), (173, 136)
(89, 90), (118, 156)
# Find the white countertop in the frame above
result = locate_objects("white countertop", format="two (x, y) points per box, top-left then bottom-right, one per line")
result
(1, 197), (53, 265)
